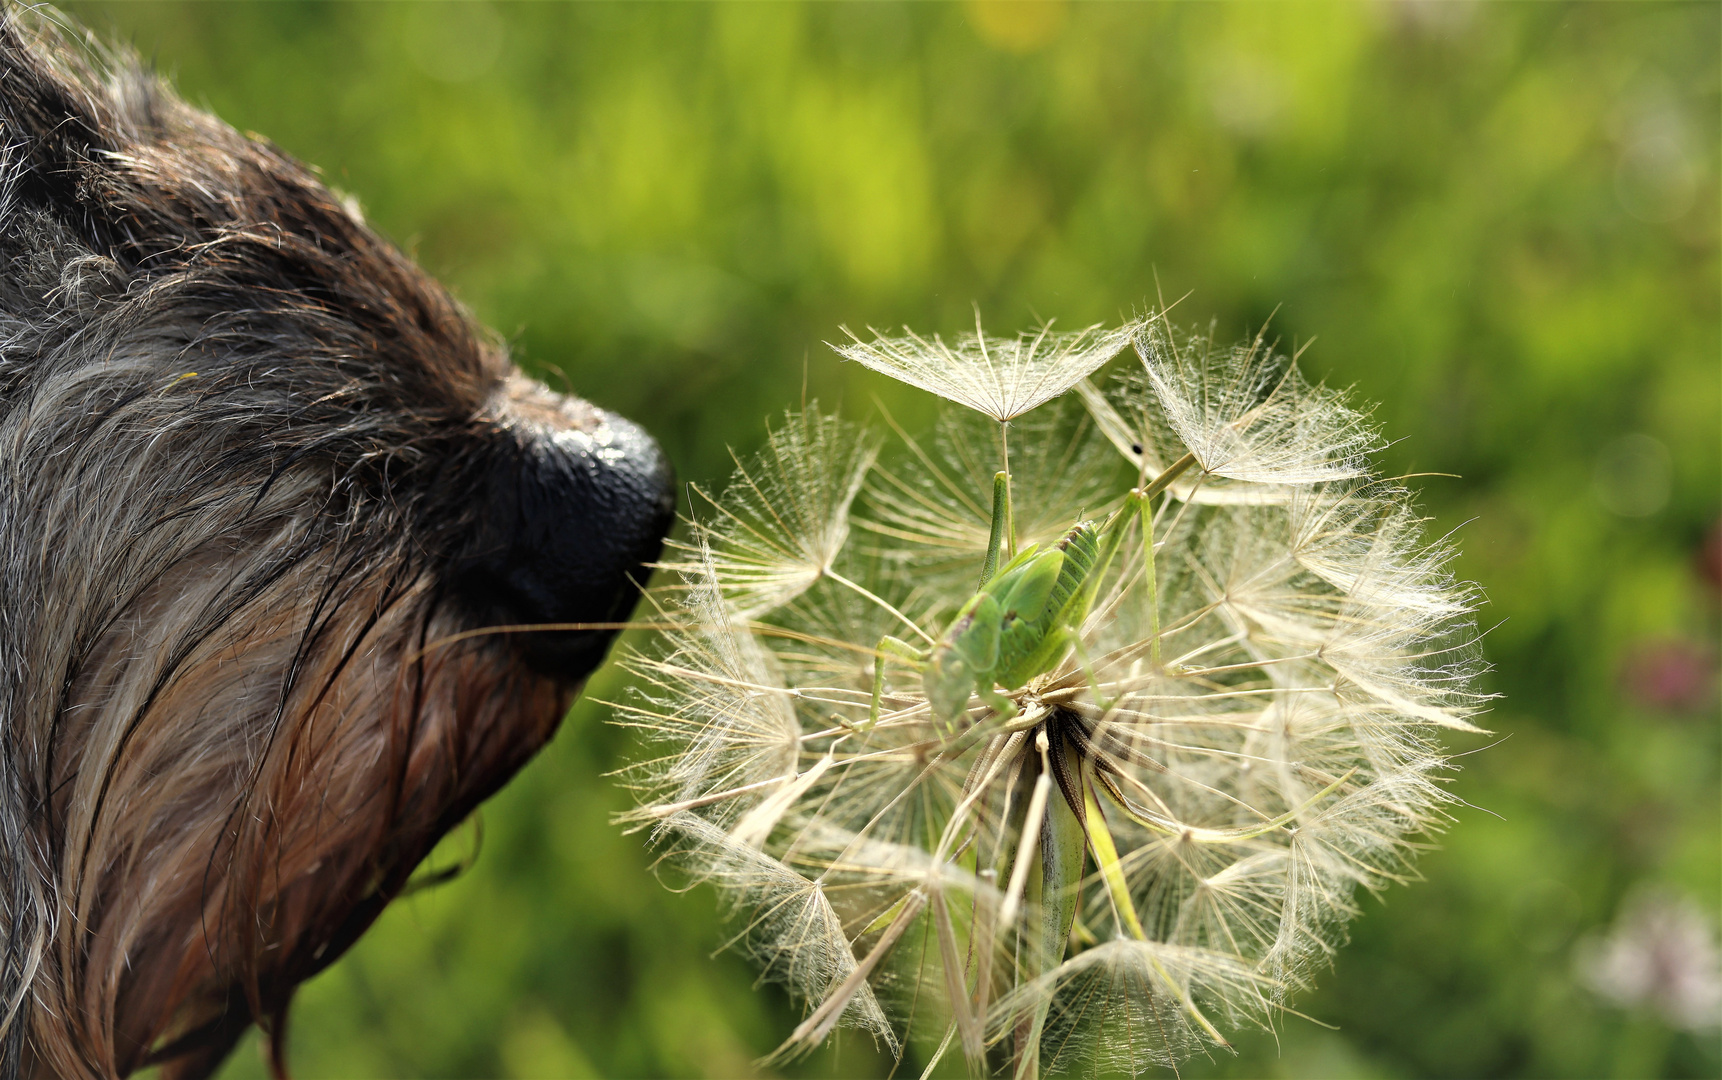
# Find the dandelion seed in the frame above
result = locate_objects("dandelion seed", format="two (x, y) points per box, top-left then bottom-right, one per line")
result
(1130, 317), (1382, 486)
(998, 939), (1276, 1075)
(654, 812), (900, 1050)
(610, 544), (802, 822)
(1078, 376), (1293, 507)
(618, 311), (1484, 1076)
(1288, 482), (1475, 618)
(674, 408), (880, 619)
(833, 313), (1136, 422)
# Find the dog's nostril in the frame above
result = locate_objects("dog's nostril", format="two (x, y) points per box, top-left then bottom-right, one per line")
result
(452, 408), (675, 680)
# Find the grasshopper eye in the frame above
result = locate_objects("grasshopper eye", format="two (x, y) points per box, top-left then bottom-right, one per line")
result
(1130, 442), (1143, 455)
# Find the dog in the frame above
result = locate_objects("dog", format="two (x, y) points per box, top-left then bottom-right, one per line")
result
(0, 9), (674, 1078)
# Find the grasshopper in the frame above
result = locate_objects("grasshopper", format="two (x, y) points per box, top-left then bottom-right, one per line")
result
(867, 454), (1195, 732)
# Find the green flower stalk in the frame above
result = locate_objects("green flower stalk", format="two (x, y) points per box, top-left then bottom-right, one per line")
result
(610, 312), (1484, 1077)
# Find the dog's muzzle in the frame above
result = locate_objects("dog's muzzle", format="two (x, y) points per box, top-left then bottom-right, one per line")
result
(452, 403), (676, 681)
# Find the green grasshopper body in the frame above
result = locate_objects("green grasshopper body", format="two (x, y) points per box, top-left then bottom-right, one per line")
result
(869, 472), (1149, 731)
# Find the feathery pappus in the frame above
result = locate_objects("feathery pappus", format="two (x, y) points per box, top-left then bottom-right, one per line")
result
(615, 311), (1486, 1076)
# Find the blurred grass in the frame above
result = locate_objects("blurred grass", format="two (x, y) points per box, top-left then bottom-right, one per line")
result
(64, 2), (1720, 1077)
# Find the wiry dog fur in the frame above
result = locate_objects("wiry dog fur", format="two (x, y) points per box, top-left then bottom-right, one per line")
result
(0, 10), (673, 1078)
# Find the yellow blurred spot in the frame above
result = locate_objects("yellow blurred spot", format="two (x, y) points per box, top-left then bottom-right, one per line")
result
(965, 0), (1068, 54)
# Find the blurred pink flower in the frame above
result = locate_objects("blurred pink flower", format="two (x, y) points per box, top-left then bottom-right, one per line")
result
(1577, 888), (1722, 1033)
(1619, 640), (1717, 714)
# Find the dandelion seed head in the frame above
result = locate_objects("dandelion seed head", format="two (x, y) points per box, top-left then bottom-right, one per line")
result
(618, 311), (1485, 1075)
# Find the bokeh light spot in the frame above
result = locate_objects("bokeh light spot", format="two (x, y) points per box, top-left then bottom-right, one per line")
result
(965, 0), (1069, 54)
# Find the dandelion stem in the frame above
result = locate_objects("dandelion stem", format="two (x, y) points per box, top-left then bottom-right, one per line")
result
(728, 754), (836, 849)
(996, 800), (1046, 952)
(1000, 423), (1015, 556)
(619, 773), (798, 821)
(969, 734), (1026, 1027)
(1140, 450), (1198, 500)
(917, 1023), (958, 1080)
(1150, 953), (1231, 1049)
(997, 732), (1054, 936)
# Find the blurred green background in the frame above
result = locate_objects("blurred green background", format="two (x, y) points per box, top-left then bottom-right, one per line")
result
(65, 2), (1718, 1077)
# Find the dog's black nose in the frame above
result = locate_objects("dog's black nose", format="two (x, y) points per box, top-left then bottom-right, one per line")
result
(453, 400), (675, 681)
